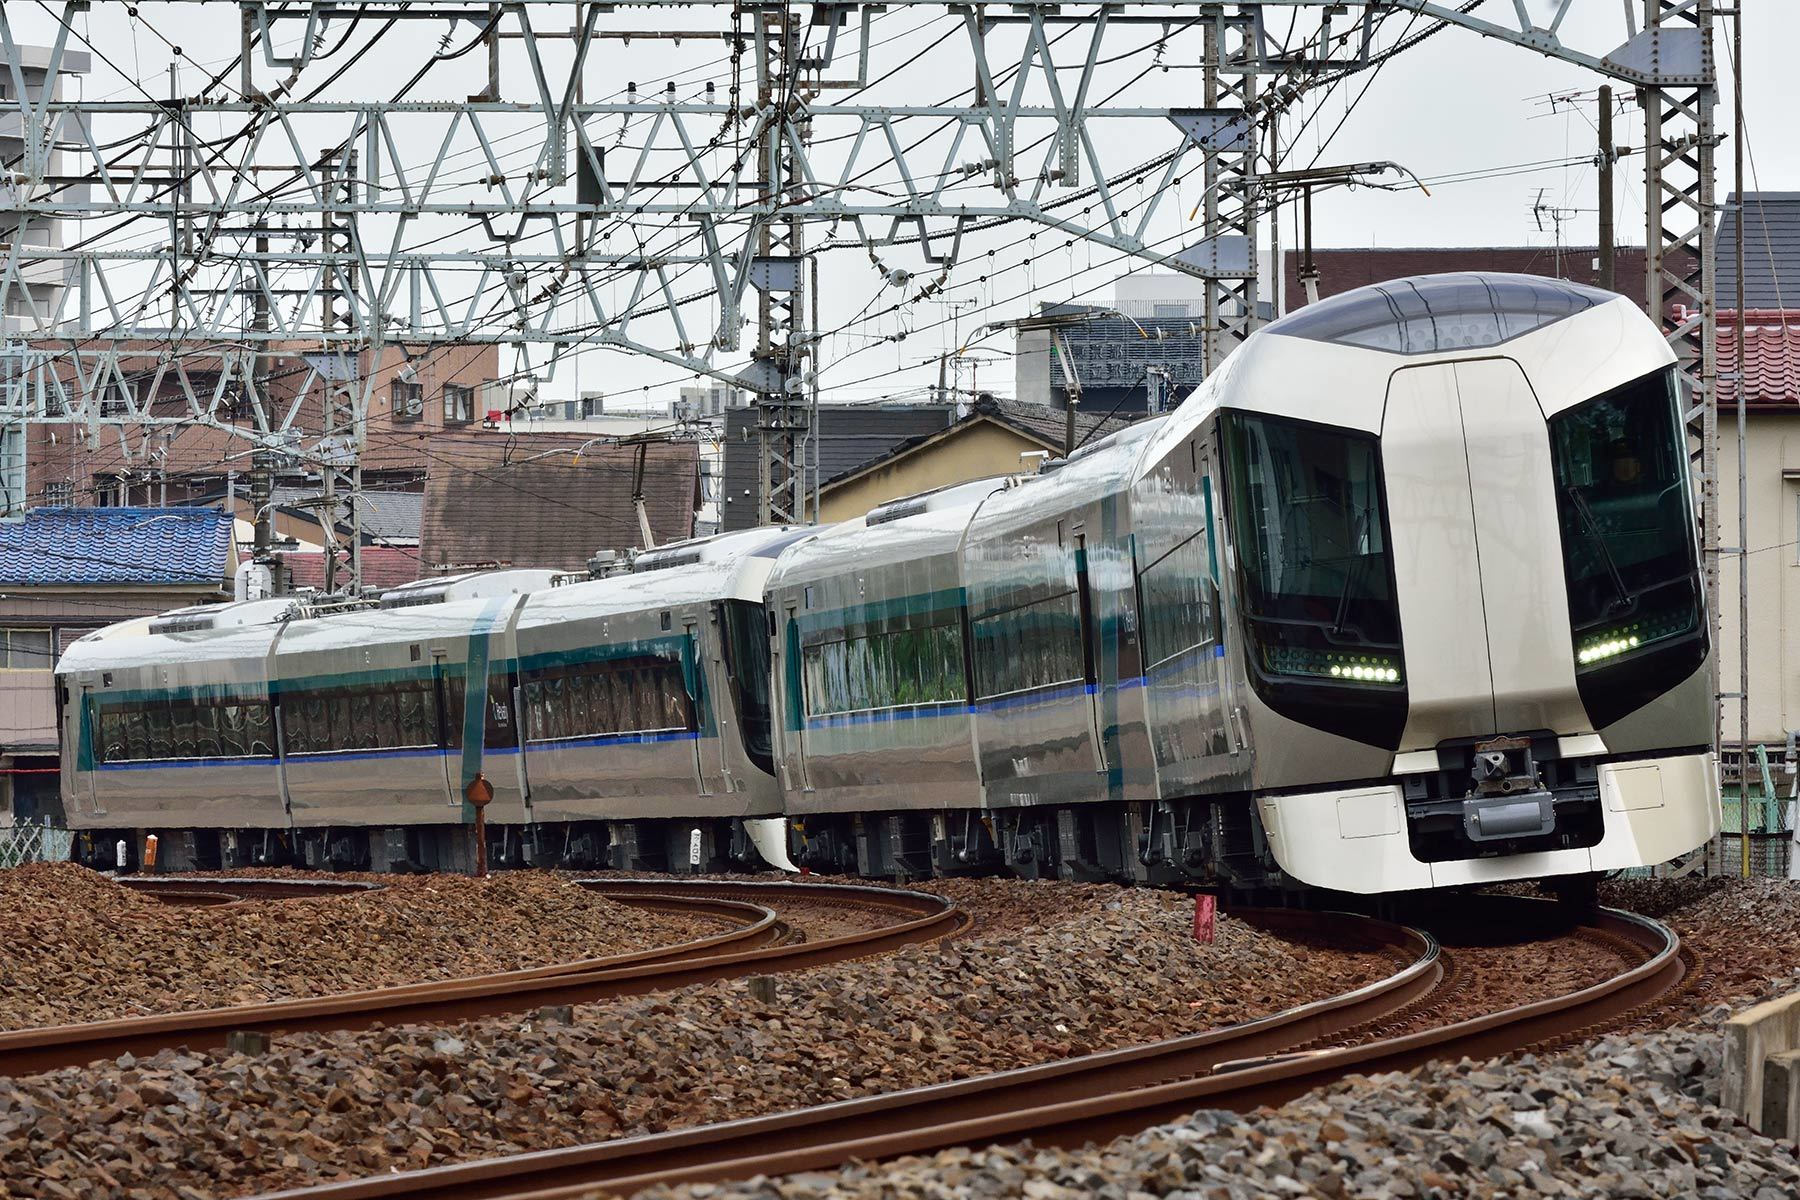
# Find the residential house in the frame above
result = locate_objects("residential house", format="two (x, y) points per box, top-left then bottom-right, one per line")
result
(0, 506), (235, 822)
(420, 435), (700, 573)
(815, 397), (1137, 523)
(1279, 245), (1671, 316)
(24, 341), (504, 512)
(719, 404), (960, 531)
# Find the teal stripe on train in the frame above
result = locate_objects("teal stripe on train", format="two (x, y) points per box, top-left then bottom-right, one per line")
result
(459, 597), (507, 818)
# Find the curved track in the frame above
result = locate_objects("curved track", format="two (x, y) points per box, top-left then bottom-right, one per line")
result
(243, 899), (1683, 1200)
(0, 877), (965, 1076)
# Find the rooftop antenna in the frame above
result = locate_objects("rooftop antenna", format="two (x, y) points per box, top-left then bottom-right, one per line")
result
(1531, 189), (1579, 279)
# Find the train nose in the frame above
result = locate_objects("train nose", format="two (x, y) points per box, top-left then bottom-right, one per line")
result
(1381, 357), (1586, 749)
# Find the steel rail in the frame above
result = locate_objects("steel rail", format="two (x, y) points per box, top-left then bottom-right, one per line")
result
(245, 908), (1435, 1200)
(249, 902), (1680, 1200)
(0, 879), (962, 1077)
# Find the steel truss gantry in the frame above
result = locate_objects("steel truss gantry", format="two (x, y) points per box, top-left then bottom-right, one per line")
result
(0, 1), (1716, 599)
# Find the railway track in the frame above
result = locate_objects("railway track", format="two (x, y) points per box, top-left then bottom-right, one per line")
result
(0, 877), (966, 1076)
(245, 898), (1683, 1200)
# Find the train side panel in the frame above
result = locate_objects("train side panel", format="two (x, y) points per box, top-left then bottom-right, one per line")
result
(961, 431), (1160, 812)
(60, 621), (287, 832)
(769, 502), (989, 817)
(273, 602), (506, 827)
(1128, 411), (1248, 799)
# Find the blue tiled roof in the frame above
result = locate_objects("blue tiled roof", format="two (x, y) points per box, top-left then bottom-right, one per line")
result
(0, 507), (233, 586)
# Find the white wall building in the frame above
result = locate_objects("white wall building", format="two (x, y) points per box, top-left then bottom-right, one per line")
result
(676, 383), (747, 420)
(1, 44), (90, 333)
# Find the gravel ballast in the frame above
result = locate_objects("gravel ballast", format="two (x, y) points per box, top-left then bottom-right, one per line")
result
(632, 1024), (1800, 1200)
(0, 881), (1400, 1198)
(0, 863), (716, 1030)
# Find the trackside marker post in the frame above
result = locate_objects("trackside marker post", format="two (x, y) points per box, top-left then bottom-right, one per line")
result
(466, 773), (495, 878)
(1194, 894), (1216, 944)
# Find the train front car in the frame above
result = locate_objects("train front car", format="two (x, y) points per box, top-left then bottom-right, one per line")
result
(1225, 273), (1718, 892)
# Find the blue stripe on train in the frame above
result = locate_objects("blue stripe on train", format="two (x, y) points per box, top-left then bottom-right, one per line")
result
(524, 729), (698, 751)
(97, 755), (280, 772)
(804, 676), (1150, 729)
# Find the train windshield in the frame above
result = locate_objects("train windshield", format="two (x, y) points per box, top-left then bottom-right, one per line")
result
(1223, 411), (1407, 747)
(1224, 413), (1403, 662)
(719, 599), (775, 775)
(1549, 368), (1702, 679)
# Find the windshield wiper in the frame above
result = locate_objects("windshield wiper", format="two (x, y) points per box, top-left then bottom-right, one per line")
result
(1330, 509), (1369, 638)
(1564, 486), (1633, 614)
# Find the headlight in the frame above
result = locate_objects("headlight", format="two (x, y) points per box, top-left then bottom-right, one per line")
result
(1574, 604), (1697, 669)
(1259, 643), (1403, 685)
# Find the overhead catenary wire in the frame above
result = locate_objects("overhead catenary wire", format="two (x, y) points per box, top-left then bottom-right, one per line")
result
(16, 2), (1501, 556)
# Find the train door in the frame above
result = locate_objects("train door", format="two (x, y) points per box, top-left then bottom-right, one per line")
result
(783, 602), (811, 792)
(686, 614), (726, 796)
(1074, 530), (1108, 773)
(76, 683), (101, 816)
(429, 648), (459, 807)
(508, 667), (532, 804)
(1198, 438), (1243, 758)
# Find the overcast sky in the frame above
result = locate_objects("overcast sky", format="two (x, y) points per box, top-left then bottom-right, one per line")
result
(10, 2), (1794, 407)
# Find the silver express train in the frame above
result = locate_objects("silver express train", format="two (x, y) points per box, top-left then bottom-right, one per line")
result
(55, 274), (1720, 893)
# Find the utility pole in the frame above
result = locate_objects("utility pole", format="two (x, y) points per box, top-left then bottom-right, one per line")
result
(1732, 2), (1749, 876)
(752, 11), (810, 527)
(317, 148), (364, 595)
(1598, 84), (1615, 292)
(250, 227), (277, 591)
(1299, 185), (1320, 305)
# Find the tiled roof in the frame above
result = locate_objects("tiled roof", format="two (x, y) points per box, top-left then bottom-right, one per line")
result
(271, 486), (423, 544)
(1281, 247), (1675, 316)
(357, 490), (425, 543)
(421, 435), (698, 571)
(820, 397), (1138, 491)
(721, 405), (957, 531)
(0, 507), (233, 587)
(1718, 309), (1800, 407)
(282, 547), (424, 591)
(1718, 193), (1800, 310)
(978, 396), (1137, 452)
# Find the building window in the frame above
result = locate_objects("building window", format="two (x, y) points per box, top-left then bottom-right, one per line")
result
(1, 628), (52, 670)
(0, 427), (22, 516)
(43, 480), (74, 507)
(443, 384), (473, 424)
(581, 394), (605, 419)
(392, 381), (423, 422)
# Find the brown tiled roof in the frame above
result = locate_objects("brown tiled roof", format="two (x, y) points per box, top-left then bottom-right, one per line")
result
(282, 547), (425, 591)
(1281, 247), (1689, 316)
(1717, 309), (1800, 407)
(420, 435), (698, 572)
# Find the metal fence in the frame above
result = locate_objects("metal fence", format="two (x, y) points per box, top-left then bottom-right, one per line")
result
(0, 822), (74, 870)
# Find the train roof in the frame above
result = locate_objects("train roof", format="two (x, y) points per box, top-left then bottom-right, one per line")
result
(1261, 272), (1616, 356)
(515, 524), (809, 628)
(766, 477), (1013, 589)
(1160, 271), (1674, 437)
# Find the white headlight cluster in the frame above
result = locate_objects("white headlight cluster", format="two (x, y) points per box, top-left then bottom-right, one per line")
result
(1577, 634), (1640, 665)
(1328, 664), (1401, 682)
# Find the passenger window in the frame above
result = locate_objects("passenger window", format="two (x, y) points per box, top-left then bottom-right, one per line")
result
(246, 702), (274, 756)
(219, 704), (246, 757)
(569, 668), (592, 734)
(664, 662), (690, 731)
(544, 676), (566, 740)
(99, 709), (126, 763)
(143, 701), (174, 760)
(194, 704), (224, 758)
(591, 670), (619, 734)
